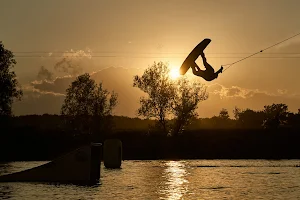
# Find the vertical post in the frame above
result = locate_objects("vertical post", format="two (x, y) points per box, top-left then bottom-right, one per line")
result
(103, 139), (122, 168)
(90, 143), (102, 183)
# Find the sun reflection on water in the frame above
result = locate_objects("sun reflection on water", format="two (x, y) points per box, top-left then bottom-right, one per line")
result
(160, 161), (189, 200)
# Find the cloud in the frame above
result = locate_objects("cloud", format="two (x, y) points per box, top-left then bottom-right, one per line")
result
(62, 49), (92, 59)
(37, 66), (54, 81)
(208, 84), (258, 99)
(198, 83), (300, 117)
(206, 84), (290, 99)
(277, 89), (288, 95)
(54, 49), (93, 76)
(31, 75), (75, 94)
(274, 37), (300, 52)
(22, 84), (66, 97)
(26, 67), (145, 117)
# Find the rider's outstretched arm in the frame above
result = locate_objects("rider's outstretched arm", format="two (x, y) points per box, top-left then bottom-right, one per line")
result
(200, 52), (207, 63)
(200, 53), (215, 72)
(215, 66), (224, 74)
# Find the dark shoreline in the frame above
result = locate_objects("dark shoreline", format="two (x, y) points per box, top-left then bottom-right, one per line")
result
(1, 128), (300, 161)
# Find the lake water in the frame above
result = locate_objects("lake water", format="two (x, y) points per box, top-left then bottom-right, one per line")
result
(1, 160), (300, 199)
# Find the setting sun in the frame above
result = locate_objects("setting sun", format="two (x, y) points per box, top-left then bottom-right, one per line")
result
(170, 68), (180, 80)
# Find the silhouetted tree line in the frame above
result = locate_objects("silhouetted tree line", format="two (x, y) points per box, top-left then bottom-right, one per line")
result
(188, 104), (300, 130)
(1, 103), (299, 133)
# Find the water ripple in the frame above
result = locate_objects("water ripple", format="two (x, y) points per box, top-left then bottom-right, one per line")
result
(1, 160), (300, 199)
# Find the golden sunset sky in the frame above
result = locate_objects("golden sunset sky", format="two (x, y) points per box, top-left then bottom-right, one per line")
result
(1, 0), (300, 117)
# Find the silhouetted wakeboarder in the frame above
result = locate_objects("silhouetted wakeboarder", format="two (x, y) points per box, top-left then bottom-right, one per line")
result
(179, 38), (223, 81)
(191, 52), (223, 81)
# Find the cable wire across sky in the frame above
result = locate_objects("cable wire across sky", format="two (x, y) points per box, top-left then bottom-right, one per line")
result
(13, 55), (300, 59)
(13, 52), (300, 59)
(222, 32), (300, 72)
(12, 32), (300, 63)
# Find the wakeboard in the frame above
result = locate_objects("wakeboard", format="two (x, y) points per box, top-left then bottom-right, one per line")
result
(179, 38), (211, 75)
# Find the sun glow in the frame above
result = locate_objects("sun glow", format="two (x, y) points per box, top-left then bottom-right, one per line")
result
(169, 68), (180, 80)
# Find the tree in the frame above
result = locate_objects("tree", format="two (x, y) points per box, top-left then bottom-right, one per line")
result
(133, 61), (209, 135)
(262, 103), (288, 129)
(61, 73), (118, 134)
(171, 77), (208, 135)
(208, 108), (232, 129)
(133, 62), (176, 133)
(233, 107), (265, 129)
(286, 111), (300, 129)
(0, 41), (23, 116)
(219, 108), (229, 120)
(233, 106), (241, 120)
